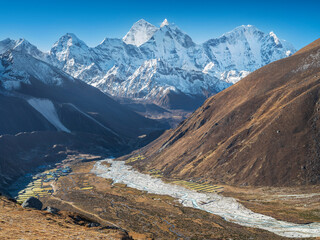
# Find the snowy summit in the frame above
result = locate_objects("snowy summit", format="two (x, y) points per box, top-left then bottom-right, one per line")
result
(123, 19), (158, 47)
(160, 19), (169, 28)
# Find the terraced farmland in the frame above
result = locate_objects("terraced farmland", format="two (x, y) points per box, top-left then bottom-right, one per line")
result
(79, 179), (93, 190)
(16, 181), (51, 203)
(147, 169), (163, 178)
(125, 155), (145, 164)
(171, 180), (224, 193)
(14, 165), (72, 203)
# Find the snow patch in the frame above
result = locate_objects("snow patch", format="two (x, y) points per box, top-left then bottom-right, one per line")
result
(269, 31), (280, 45)
(27, 98), (71, 133)
(202, 62), (215, 74)
(160, 19), (169, 28)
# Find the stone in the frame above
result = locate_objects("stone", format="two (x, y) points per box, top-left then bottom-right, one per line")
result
(21, 197), (42, 210)
(87, 222), (101, 228)
(44, 206), (59, 214)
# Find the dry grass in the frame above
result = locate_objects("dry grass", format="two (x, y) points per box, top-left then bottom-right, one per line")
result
(222, 185), (320, 224)
(0, 196), (130, 240)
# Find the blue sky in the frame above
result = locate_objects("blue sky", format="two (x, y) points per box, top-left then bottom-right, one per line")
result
(0, 0), (319, 51)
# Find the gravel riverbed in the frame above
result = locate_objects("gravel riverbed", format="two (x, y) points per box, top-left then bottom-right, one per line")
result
(92, 159), (320, 238)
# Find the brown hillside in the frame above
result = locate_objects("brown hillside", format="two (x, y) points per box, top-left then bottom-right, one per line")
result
(0, 195), (131, 239)
(132, 38), (320, 186)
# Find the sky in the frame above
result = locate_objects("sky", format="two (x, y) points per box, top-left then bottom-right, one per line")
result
(0, 0), (319, 51)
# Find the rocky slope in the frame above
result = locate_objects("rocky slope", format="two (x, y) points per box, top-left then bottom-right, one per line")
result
(130, 38), (320, 186)
(0, 20), (295, 110)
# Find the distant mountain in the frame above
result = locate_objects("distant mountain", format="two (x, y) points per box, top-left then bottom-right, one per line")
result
(0, 38), (45, 60)
(0, 20), (295, 111)
(130, 38), (320, 186)
(202, 25), (295, 82)
(0, 49), (164, 187)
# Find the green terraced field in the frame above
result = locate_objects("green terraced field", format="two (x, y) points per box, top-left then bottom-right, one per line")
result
(15, 166), (72, 203)
(147, 169), (163, 178)
(172, 180), (224, 193)
(125, 155), (146, 164)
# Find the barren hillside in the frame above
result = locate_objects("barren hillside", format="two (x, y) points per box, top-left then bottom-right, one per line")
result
(131, 38), (320, 186)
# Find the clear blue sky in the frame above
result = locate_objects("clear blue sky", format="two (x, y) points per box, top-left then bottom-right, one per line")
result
(0, 0), (319, 51)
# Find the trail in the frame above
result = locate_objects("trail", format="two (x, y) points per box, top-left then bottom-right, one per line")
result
(50, 195), (121, 229)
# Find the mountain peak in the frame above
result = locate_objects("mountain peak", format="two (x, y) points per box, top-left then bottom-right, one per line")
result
(240, 24), (254, 28)
(15, 38), (30, 47)
(123, 19), (158, 47)
(160, 19), (169, 28)
(269, 31), (280, 44)
(1, 37), (12, 43)
(62, 33), (82, 42)
(231, 24), (260, 33)
(135, 19), (149, 24)
(217, 25), (263, 42)
(52, 33), (87, 50)
(50, 33), (90, 63)
(14, 38), (33, 50)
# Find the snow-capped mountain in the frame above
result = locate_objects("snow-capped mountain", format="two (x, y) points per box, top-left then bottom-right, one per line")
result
(0, 50), (73, 90)
(123, 19), (158, 46)
(48, 33), (100, 80)
(202, 25), (294, 77)
(0, 38), (45, 60)
(0, 48), (164, 139)
(0, 19), (296, 110)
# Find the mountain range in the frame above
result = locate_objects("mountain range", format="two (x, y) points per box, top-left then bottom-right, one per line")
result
(0, 19), (298, 188)
(0, 19), (295, 111)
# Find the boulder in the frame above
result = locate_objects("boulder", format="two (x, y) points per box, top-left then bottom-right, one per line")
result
(87, 222), (101, 228)
(21, 197), (42, 210)
(44, 206), (59, 214)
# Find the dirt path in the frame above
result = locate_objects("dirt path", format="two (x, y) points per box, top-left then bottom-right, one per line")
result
(50, 195), (122, 229)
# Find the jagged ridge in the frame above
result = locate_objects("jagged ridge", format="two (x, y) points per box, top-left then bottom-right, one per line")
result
(0, 20), (296, 110)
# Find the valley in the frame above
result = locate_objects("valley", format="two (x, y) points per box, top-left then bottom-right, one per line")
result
(4, 154), (320, 239)
(0, 6), (319, 239)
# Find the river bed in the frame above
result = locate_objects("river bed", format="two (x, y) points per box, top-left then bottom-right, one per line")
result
(91, 159), (320, 238)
